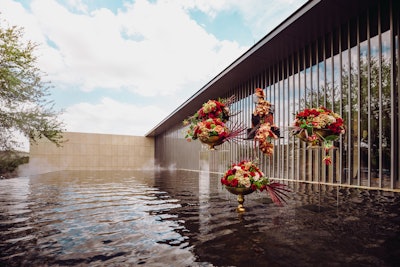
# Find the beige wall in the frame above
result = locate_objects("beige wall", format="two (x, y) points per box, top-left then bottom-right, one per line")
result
(24, 132), (154, 175)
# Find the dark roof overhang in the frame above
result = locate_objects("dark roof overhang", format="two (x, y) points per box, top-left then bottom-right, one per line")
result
(146, 0), (379, 137)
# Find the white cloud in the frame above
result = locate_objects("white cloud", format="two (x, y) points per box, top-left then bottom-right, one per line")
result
(62, 97), (166, 136)
(66, 0), (88, 13)
(181, 0), (306, 40)
(1, 0), (247, 97)
(0, 0), (305, 142)
(0, 0), (44, 42)
(236, 0), (307, 39)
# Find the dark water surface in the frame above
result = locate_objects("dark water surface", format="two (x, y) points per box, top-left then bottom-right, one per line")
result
(1, 170), (399, 267)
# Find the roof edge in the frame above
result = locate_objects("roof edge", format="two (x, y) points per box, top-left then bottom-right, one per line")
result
(145, 0), (320, 137)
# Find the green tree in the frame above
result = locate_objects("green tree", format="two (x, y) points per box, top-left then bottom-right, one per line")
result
(301, 49), (392, 177)
(0, 20), (64, 151)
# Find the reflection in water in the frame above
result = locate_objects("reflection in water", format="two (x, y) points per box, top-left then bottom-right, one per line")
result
(0, 170), (399, 267)
(198, 170), (211, 237)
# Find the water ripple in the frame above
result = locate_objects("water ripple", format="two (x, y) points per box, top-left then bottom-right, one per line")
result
(1, 170), (399, 266)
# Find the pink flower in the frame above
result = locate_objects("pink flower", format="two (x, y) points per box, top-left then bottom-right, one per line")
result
(307, 134), (317, 142)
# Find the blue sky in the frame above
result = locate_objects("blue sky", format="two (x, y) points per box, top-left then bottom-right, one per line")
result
(1, 0), (306, 147)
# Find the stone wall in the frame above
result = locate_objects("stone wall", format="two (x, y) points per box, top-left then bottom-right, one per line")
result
(23, 132), (154, 175)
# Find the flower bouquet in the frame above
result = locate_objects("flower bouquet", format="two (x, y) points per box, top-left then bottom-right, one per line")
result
(292, 106), (345, 165)
(254, 99), (271, 118)
(193, 118), (230, 149)
(197, 99), (230, 122)
(246, 88), (280, 156)
(254, 123), (279, 156)
(183, 97), (245, 149)
(221, 160), (290, 211)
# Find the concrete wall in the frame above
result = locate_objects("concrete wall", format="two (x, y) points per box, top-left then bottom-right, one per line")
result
(24, 132), (154, 175)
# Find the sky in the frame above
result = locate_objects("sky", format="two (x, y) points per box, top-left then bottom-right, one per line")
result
(0, 0), (307, 150)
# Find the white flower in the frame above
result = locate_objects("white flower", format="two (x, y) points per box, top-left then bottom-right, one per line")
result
(233, 166), (241, 171)
(253, 172), (260, 181)
(238, 176), (251, 187)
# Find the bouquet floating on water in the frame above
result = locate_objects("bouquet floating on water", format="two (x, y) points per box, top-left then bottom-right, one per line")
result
(221, 160), (290, 206)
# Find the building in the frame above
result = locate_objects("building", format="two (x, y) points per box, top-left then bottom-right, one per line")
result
(146, 0), (400, 191)
(25, 132), (154, 175)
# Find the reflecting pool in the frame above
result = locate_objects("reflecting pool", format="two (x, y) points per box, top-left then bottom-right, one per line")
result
(0, 170), (399, 266)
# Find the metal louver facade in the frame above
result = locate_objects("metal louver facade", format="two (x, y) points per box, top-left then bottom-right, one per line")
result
(147, 0), (400, 191)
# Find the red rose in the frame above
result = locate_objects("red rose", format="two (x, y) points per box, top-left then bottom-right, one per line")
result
(310, 109), (320, 117)
(230, 179), (238, 187)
